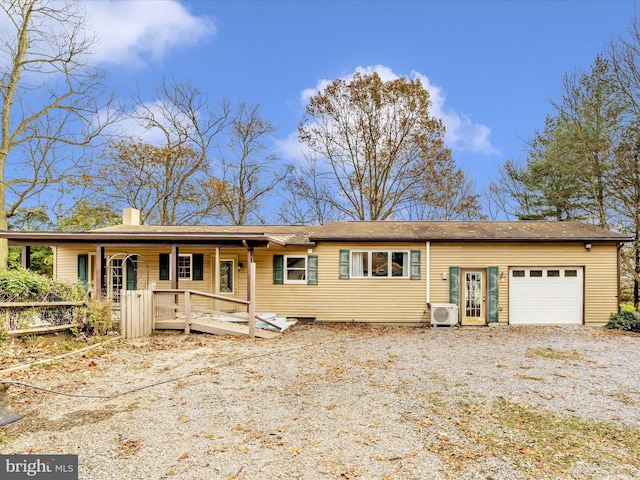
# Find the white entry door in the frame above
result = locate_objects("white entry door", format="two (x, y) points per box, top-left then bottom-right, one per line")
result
(509, 267), (583, 325)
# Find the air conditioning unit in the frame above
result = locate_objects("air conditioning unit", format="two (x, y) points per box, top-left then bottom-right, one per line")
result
(430, 303), (459, 327)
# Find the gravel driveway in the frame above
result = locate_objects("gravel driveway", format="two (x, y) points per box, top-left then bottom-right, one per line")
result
(1, 324), (639, 480)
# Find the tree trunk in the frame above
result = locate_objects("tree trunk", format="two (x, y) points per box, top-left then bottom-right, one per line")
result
(0, 152), (7, 270)
(635, 238), (639, 309)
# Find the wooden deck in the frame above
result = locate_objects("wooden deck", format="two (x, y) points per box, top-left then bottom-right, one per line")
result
(120, 288), (297, 339)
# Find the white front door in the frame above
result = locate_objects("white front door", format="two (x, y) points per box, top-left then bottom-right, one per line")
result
(461, 269), (486, 325)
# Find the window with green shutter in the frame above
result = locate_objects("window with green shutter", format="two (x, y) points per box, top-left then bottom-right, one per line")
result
(273, 254), (318, 285)
(488, 266), (499, 323)
(126, 255), (137, 290)
(159, 253), (201, 281)
(410, 250), (421, 280)
(193, 254), (204, 281)
(307, 255), (318, 285)
(159, 253), (170, 280)
(449, 266), (460, 306)
(78, 254), (88, 285)
(273, 255), (284, 284)
(339, 250), (350, 279)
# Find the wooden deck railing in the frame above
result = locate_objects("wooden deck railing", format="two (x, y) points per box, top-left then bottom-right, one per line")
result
(151, 289), (256, 336)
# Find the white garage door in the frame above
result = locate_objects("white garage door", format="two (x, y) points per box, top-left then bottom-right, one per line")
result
(509, 267), (583, 325)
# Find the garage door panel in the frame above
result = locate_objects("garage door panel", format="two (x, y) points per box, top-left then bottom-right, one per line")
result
(509, 267), (583, 325)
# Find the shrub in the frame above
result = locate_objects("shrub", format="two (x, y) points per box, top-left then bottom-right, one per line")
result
(0, 269), (90, 332)
(84, 298), (114, 336)
(606, 310), (640, 333)
(0, 269), (86, 302)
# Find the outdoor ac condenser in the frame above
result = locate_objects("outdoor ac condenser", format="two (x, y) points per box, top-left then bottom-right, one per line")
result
(430, 303), (459, 327)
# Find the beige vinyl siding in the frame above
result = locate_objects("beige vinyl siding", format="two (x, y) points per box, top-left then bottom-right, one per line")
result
(55, 239), (620, 325)
(55, 246), (251, 312)
(429, 241), (620, 325)
(254, 243), (429, 324)
(58, 244), (429, 323)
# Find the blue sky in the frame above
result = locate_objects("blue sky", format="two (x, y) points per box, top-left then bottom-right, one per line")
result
(84, 0), (637, 210)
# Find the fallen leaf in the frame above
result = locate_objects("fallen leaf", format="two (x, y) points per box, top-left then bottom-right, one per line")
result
(519, 448), (537, 455)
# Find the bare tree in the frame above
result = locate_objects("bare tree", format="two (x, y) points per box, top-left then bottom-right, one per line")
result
(88, 139), (214, 225)
(0, 0), (116, 267)
(87, 78), (232, 225)
(206, 103), (292, 225)
(277, 154), (346, 225)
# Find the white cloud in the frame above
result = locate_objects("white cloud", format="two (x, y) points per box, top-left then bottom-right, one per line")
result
(85, 0), (215, 68)
(274, 131), (313, 162)
(296, 64), (500, 157)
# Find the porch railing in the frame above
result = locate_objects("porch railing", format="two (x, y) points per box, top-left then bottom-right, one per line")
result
(152, 288), (252, 332)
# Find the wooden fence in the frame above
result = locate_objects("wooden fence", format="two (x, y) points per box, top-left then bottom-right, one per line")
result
(0, 301), (85, 337)
(120, 290), (153, 339)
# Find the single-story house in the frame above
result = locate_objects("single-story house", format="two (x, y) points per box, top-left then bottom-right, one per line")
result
(0, 208), (632, 326)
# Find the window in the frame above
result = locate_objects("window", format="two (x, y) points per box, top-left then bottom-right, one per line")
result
(285, 256), (307, 283)
(273, 255), (317, 285)
(512, 270), (525, 278)
(547, 270), (560, 277)
(178, 254), (192, 280)
(159, 253), (204, 281)
(564, 269), (578, 277)
(351, 250), (409, 278)
(530, 270), (543, 277)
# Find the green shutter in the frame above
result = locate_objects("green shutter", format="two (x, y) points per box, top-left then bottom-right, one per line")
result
(78, 254), (88, 285)
(339, 249), (350, 279)
(488, 266), (499, 323)
(307, 255), (318, 285)
(193, 254), (204, 281)
(273, 255), (284, 284)
(449, 266), (460, 306)
(126, 256), (137, 290)
(410, 250), (421, 280)
(159, 253), (170, 280)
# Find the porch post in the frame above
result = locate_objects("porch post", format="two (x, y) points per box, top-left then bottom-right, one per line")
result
(171, 245), (179, 290)
(96, 246), (105, 298)
(214, 247), (220, 311)
(247, 246), (255, 338)
(21, 246), (30, 270)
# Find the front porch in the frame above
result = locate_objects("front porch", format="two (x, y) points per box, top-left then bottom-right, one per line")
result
(123, 287), (296, 339)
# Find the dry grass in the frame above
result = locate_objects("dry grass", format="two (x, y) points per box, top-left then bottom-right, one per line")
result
(418, 393), (640, 479)
(527, 347), (584, 361)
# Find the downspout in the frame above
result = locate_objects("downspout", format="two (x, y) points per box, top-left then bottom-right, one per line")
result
(426, 241), (431, 306)
(618, 242), (623, 313)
